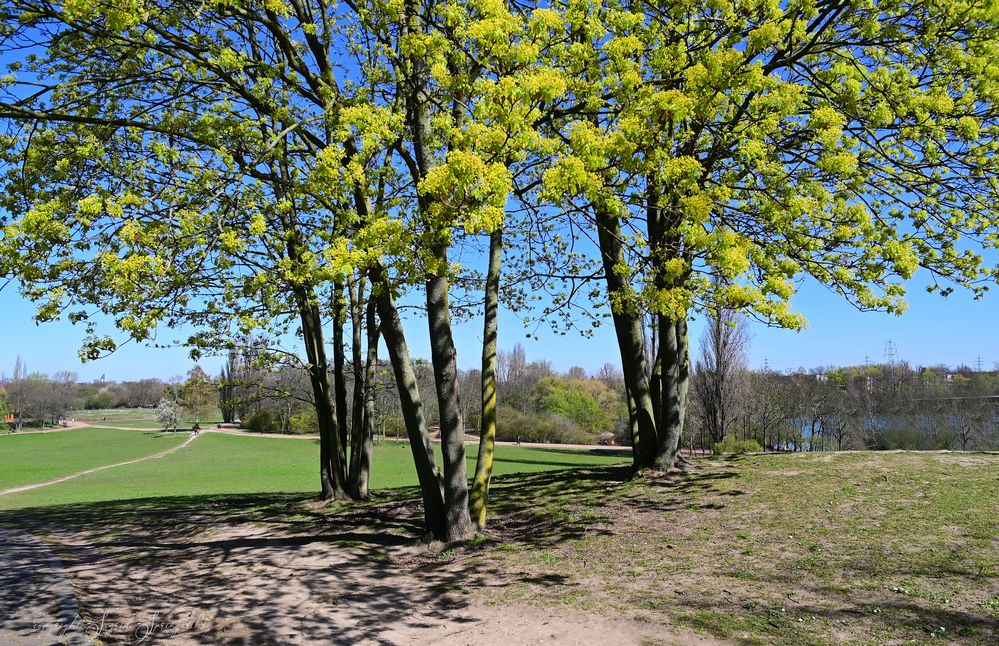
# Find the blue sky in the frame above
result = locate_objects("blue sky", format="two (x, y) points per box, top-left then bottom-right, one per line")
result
(1, 269), (997, 382)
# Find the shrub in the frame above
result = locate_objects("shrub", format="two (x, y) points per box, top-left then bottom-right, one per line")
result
(495, 405), (596, 445)
(869, 426), (930, 450)
(714, 435), (762, 454)
(288, 411), (318, 435)
(530, 377), (611, 434)
(243, 410), (280, 434)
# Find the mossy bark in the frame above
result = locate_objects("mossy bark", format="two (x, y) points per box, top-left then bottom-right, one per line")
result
(470, 228), (502, 529)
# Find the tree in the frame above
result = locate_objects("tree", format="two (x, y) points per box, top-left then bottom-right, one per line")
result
(746, 370), (795, 451)
(156, 398), (181, 432)
(120, 379), (166, 408)
(178, 366), (214, 424)
(6, 357), (27, 431)
(49, 370), (79, 423)
(471, 228), (502, 528)
(0, 385), (9, 431)
(531, 377), (608, 437)
(534, 0), (999, 471)
(691, 310), (749, 452)
(7, 371), (56, 427)
(0, 0), (444, 518)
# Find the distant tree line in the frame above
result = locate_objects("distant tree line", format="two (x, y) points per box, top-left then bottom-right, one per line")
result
(1, 356), (177, 430)
(220, 341), (630, 446)
(705, 364), (999, 453)
(222, 329), (999, 453)
(684, 317), (999, 453)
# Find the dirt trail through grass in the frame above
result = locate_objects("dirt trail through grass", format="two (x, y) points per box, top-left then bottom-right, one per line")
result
(0, 432), (199, 497)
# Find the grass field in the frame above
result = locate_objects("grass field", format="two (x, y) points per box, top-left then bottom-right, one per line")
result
(0, 431), (626, 510)
(2, 427), (995, 644)
(0, 428), (188, 491)
(69, 408), (223, 428)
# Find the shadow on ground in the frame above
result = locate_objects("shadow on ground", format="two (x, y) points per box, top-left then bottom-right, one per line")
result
(3, 455), (995, 645)
(0, 464), (650, 645)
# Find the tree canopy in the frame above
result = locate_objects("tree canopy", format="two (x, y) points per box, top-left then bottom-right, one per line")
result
(3, 0), (999, 535)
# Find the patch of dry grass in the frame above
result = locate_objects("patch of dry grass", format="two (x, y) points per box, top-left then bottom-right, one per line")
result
(462, 452), (999, 644)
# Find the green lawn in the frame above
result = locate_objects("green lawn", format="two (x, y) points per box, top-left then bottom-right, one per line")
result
(70, 408), (224, 428)
(0, 428), (188, 491)
(0, 432), (627, 510)
(78, 420), (179, 430)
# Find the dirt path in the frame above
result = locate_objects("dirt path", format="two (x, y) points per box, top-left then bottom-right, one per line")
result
(0, 526), (89, 646)
(0, 432), (199, 498)
(40, 521), (700, 645)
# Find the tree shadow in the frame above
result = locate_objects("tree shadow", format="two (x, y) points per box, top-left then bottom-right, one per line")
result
(491, 456), (622, 469)
(523, 447), (632, 458)
(0, 464), (642, 644)
(0, 490), (499, 644)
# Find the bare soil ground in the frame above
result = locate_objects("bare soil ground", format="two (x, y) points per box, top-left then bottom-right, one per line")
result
(2, 451), (996, 645)
(5, 496), (709, 645)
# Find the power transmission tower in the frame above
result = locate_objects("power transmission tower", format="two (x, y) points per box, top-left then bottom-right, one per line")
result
(975, 355), (984, 372)
(884, 340), (898, 365)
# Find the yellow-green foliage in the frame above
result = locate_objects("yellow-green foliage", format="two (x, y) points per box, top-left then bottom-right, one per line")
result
(713, 436), (763, 455)
(1, 0), (999, 354)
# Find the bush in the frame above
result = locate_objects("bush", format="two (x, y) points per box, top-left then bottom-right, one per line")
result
(495, 405), (596, 445)
(869, 426), (931, 450)
(85, 391), (121, 409)
(714, 435), (762, 454)
(288, 411), (318, 435)
(243, 410), (280, 434)
(530, 377), (611, 434)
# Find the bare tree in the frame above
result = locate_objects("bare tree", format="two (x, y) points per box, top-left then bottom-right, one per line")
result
(691, 310), (750, 452)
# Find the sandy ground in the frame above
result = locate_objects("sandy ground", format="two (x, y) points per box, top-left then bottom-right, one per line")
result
(5, 518), (712, 646)
(0, 526), (88, 646)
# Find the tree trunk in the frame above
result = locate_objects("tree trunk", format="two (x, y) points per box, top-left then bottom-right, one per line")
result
(649, 316), (663, 433)
(370, 265), (447, 539)
(296, 288), (348, 500)
(426, 255), (475, 542)
(625, 386), (639, 466)
(655, 315), (689, 471)
(348, 278), (368, 497)
(332, 281), (349, 484)
(594, 204), (658, 467)
(471, 228), (502, 529)
(398, 0), (473, 541)
(356, 296), (379, 499)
